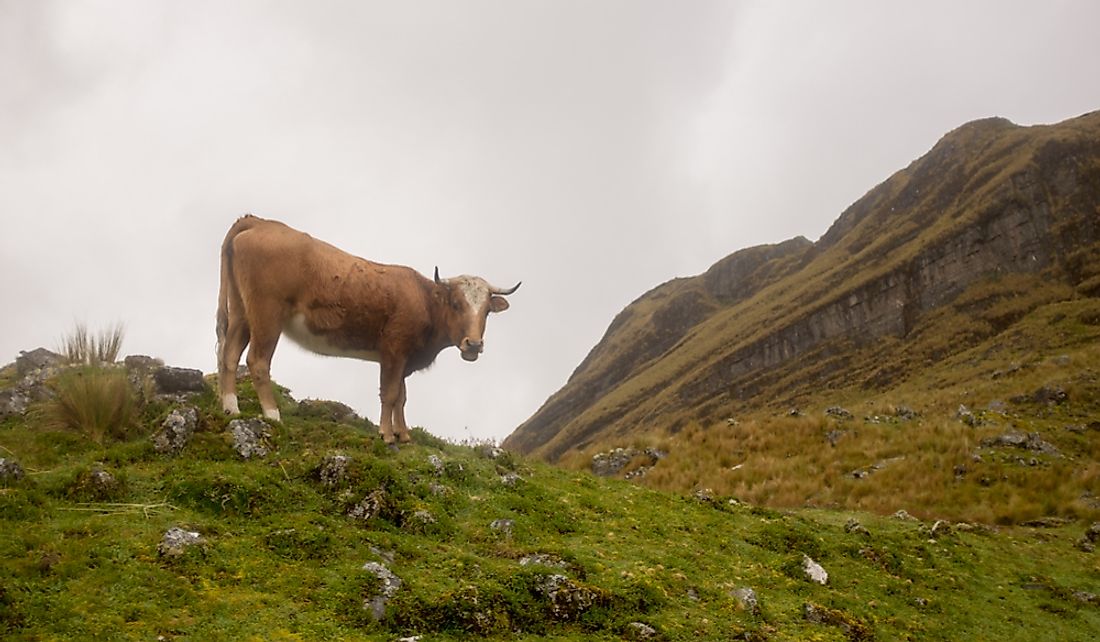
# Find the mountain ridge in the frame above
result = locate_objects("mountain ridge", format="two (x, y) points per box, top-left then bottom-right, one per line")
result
(505, 110), (1100, 460)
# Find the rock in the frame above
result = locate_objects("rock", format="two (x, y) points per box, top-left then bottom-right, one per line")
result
(88, 467), (118, 494)
(923, 520), (952, 539)
(590, 447), (664, 478)
(534, 574), (603, 621)
(892, 509), (919, 521)
(519, 553), (571, 571)
(0, 458), (26, 483)
(825, 406), (853, 420)
(361, 561), (403, 621)
(844, 518), (870, 536)
(427, 454), (445, 476)
(0, 388), (31, 419)
(956, 404), (978, 426)
(499, 472), (522, 487)
(980, 432), (1060, 456)
(152, 366), (205, 395)
(693, 488), (715, 503)
(476, 444), (505, 459)
(894, 405), (919, 420)
(407, 510), (436, 528)
(1030, 385), (1068, 405)
(1078, 522), (1100, 551)
(296, 399), (360, 423)
(803, 603), (870, 639)
(986, 399), (1007, 413)
(153, 407), (198, 454)
(731, 587), (760, 615)
(16, 348), (63, 377)
(123, 355), (163, 372)
(825, 429), (845, 447)
(319, 454), (350, 487)
(802, 555), (828, 585)
(624, 622), (658, 640)
(348, 490), (386, 522)
(228, 418), (272, 459)
(158, 527), (203, 557)
(788, 408), (802, 417)
(490, 519), (514, 536)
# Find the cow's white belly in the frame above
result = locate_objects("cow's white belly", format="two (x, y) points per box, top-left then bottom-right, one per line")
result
(283, 314), (381, 362)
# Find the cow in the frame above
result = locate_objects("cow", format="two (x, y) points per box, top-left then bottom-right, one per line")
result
(215, 215), (519, 445)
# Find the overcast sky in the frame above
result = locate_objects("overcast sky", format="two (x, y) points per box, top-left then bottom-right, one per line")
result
(3, 1), (1099, 443)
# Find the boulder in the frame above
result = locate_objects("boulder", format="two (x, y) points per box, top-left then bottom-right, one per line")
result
(825, 406), (853, 420)
(228, 418), (272, 459)
(152, 366), (205, 395)
(980, 432), (1060, 456)
(731, 587), (760, 615)
(362, 561), (403, 621)
(123, 355), (163, 372)
(624, 622), (658, 640)
(0, 458), (26, 483)
(534, 574), (604, 621)
(348, 489), (386, 522)
(153, 407), (198, 455)
(319, 454), (351, 487)
(802, 555), (828, 585)
(158, 527), (204, 557)
(16, 348), (63, 377)
(0, 388), (31, 420)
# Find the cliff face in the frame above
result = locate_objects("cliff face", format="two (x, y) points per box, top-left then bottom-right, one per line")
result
(505, 111), (1100, 460)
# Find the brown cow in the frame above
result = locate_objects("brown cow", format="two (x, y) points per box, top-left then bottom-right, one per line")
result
(216, 215), (519, 444)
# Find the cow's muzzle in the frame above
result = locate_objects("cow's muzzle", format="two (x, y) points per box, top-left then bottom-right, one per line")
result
(460, 338), (483, 361)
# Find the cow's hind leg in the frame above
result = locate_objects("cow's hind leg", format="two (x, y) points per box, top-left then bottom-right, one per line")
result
(245, 321), (283, 422)
(218, 314), (250, 416)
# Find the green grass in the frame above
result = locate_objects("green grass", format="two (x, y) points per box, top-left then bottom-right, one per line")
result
(3, 376), (1100, 640)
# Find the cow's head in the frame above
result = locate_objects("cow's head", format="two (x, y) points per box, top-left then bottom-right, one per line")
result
(435, 268), (520, 361)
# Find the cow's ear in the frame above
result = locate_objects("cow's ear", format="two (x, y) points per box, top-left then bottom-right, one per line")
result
(489, 295), (510, 313)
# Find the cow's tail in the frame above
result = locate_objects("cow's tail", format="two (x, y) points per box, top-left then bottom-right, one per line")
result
(216, 214), (262, 360)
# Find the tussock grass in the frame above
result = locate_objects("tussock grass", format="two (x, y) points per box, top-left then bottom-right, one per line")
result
(59, 322), (125, 366)
(42, 366), (138, 444)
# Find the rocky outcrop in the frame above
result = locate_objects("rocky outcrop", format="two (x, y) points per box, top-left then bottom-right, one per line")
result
(506, 110), (1100, 460)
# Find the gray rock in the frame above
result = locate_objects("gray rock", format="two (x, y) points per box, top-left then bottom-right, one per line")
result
(624, 621), (658, 640)
(519, 553), (571, 571)
(427, 454), (445, 476)
(731, 587), (760, 615)
(123, 355), (163, 372)
(980, 432), (1060, 456)
(152, 366), (205, 395)
(844, 518), (870, 536)
(1078, 522), (1100, 552)
(476, 444), (505, 459)
(16, 348), (63, 377)
(0, 388), (31, 419)
(895, 405), (919, 420)
(534, 574), (602, 621)
(361, 561), (403, 621)
(892, 509), (919, 521)
(89, 467), (117, 493)
(956, 404), (978, 426)
(825, 406), (853, 420)
(490, 519), (514, 536)
(153, 407), (198, 454)
(406, 510), (436, 529)
(0, 458), (26, 483)
(590, 447), (665, 478)
(802, 555), (828, 585)
(348, 490), (386, 522)
(319, 454), (350, 487)
(825, 429), (845, 447)
(158, 527), (203, 557)
(500, 472), (522, 487)
(228, 418), (271, 459)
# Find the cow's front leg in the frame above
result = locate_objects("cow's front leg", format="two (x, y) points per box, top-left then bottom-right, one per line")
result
(378, 361), (405, 445)
(393, 379), (412, 444)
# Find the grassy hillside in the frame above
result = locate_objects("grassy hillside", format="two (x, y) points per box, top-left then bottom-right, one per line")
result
(2, 371), (1100, 640)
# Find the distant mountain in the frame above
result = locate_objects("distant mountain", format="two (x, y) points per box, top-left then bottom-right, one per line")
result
(505, 111), (1100, 461)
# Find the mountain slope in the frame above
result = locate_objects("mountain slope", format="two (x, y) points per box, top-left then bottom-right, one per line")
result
(504, 110), (1100, 461)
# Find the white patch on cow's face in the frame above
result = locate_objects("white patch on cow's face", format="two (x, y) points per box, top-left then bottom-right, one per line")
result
(454, 276), (490, 312)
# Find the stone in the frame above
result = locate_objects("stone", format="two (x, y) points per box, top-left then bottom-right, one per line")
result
(88, 467), (117, 494)
(123, 355), (163, 372)
(825, 429), (845, 447)
(500, 472), (522, 487)
(362, 561), (403, 621)
(844, 518), (870, 536)
(348, 490), (386, 522)
(519, 553), (571, 571)
(158, 527), (203, 557)
(892, 509), (918, 521)
(825, 406), (853, 420)
(490, 519), (514, 536)
(476, 444), (505, 459)
(153, 407), (198, 454)
(956, 404), (978, 426)
(0, 388), (31, 419)
(802, 555), (828, 585)
(427, 454), (445, 476)
(228, 418), (271, 459)
(624, 622), (658, 640)
(319, 454), (350, 487)
(894, 405), (919, 420)
(731, 587), (760, 615)
(534, 574), (603, 621)
(591, 447), (638, 477)
(407, 510), (436, 527)
(152, 366), (206, 395)
(980, 432), (1060, 456)
(0, 458), (26, 483)
(16, 348), (63, 377)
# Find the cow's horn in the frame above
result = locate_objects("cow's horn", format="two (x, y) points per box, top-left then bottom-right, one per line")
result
(434, 267), (443, 284)
(491, 282), (522, 296)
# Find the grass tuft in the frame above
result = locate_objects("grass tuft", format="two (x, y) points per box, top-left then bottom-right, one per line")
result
(42, 366), (139, 444)
(59, 322), (125, 366)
